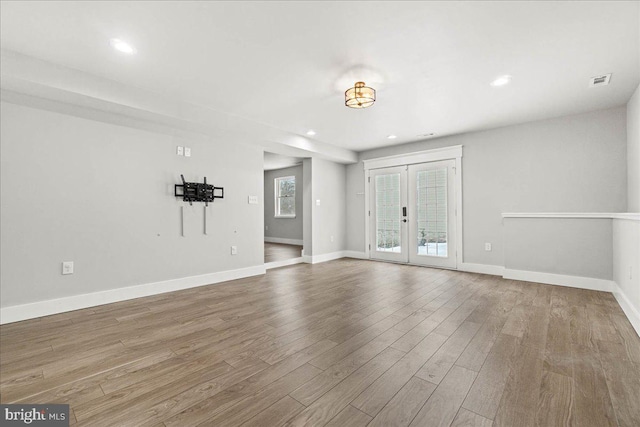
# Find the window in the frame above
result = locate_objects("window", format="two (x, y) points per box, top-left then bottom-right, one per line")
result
(275, 176), (295, 218)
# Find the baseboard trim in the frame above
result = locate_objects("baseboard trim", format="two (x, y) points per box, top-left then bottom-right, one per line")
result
(503, 268), (614, 292)
(0, 265), (266, 325)
(264, 237), (304, 246)
(303, 251), (346, 264)
(265, 257), (304, 270)
(459, 262), (505, 276)
(613, 284), (640, 337)
(342, 251), (368, 260)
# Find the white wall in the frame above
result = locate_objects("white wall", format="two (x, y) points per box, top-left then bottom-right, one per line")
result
(303, 158), (313, 255)
(311, 158), (346, 256)
(346, 107), (628, 266)
(613, 219), (640, 333)
(613, 83), (640, 334)
(0, 101), (264, 310)
(264, 165), (303, 242)
(504, 218), (612, 279)
(628, 85), (640, 212)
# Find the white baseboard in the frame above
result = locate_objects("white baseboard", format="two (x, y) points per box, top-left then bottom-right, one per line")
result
(503, 268), (614, 292)
(303, 251), (346, 264)
(0, 265), (266, 325)
(265, 257), (304, 270)
(613, 284), (640, 337)
(342, 251), (368, 260)
(459, 262), (505, 276)
(264, 237), (303, 246)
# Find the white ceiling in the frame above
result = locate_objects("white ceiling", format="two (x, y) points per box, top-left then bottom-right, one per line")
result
(1, 1), (638, 153)
(264, 152), (303, 171)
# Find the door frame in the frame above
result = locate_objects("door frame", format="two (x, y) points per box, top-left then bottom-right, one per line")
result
(363, 145), (463, 269)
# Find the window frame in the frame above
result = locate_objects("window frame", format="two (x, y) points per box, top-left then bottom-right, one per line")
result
(274, 175), (296, 218)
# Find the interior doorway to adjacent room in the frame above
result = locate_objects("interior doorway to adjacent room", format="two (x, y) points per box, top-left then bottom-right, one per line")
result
(263, 152), (305, 268)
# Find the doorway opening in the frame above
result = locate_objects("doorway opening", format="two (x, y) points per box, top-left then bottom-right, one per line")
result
(263, 152), (305, 269)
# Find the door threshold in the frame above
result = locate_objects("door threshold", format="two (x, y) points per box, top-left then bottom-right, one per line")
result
(368, 258), (458, 271)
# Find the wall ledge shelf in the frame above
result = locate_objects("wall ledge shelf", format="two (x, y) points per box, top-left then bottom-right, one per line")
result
(502, 212), (640, 221)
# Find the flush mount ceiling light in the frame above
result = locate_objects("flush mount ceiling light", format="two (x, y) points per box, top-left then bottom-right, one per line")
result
(490, 75), (512, 87)
(345, 81), (376, 109)
(387, 135), (397, 139)
(306, 130), (316, 136)
(109, 38), (136, 54)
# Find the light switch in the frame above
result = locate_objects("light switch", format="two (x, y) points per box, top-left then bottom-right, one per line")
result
(176, 146), (184, 156)
(316, 199), (321, 206)
(248, 195), (258, 204)
(184, 147), (191, 157)
(485, 243), (492, 251)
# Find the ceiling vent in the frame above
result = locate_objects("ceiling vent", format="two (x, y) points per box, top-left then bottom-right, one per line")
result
(418, 133), (436, 138)
(589, 73), (611, 87)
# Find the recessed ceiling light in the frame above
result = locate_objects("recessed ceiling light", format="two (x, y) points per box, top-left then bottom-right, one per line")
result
(109, 38), (136, 55)
(490, 75), (512, 87)
(306, 130), (316, 136)
(387, 135), (397, 139)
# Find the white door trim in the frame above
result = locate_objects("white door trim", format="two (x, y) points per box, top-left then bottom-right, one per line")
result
(363, 145), (463, 170)
(363, 145), (463, 267)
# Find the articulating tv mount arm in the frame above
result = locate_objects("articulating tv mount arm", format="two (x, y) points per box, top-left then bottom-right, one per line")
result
(174, 174), (224, 206)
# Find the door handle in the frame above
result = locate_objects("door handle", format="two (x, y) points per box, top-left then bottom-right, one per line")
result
(402, 207), (407, 216)
(402, 219), (407, 223)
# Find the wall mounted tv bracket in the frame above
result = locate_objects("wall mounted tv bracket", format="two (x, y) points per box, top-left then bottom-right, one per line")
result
(174, 174), (224, 206)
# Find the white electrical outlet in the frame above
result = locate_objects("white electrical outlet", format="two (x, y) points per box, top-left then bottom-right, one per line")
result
(176, 146), (184, 156)
(184, 147), (191, 157)
(248, 195), (258, 204)
(330, 236), (334, 242)
(62, 261), (74, 275)
(231, 246), (238, 255)
(485, 243), (492, 251)
(316, 199), (321, 206)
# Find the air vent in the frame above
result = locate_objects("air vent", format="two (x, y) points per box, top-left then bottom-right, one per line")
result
(418, 133), (436, 138)
(589, 73), (611, 87)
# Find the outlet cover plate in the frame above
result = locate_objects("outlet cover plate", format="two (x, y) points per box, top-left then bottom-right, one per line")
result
(62, 261), (74, 275)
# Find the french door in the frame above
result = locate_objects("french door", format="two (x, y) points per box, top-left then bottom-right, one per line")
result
(369, 160), (457, 269)
(369, 166), (408, 263)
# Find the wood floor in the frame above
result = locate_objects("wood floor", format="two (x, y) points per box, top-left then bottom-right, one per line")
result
(1, 259), (639, 427)
(265, 242), (303, 263)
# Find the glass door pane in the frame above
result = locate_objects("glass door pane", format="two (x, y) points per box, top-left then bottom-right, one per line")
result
(369, 166), (408, 263)
(375, 173), (401, 252)
(416, 168), (448, 257)
(408, 160), (456, 269)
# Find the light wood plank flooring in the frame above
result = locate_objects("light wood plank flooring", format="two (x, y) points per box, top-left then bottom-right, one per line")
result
(265, 242), (303, 263)
(1, 259), (639, 426)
